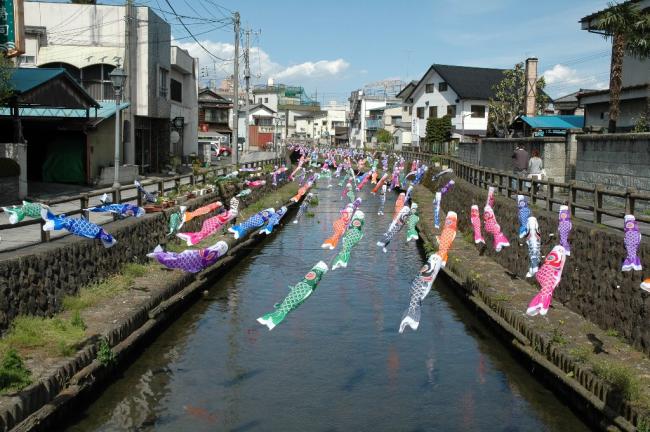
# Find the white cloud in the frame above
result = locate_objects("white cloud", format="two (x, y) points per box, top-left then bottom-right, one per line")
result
(175, 39), (349, 84)
(542, 64), (608, 96)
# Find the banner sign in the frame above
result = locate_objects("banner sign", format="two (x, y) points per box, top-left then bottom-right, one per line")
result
(0, 0), (24, 57)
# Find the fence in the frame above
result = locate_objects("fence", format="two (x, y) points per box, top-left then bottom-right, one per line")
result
(401, 151), (650, 227)
(0, 157), (284, 250)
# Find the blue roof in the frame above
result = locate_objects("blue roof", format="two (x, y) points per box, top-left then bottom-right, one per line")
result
(0, 100), (130, 121)
(519, 115), (584, 129)
(7, 68), (67, 94)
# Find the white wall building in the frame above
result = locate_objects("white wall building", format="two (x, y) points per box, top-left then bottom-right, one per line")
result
(406, 64), (506, 147)
(20, 1), (199, 172)
(348, 90), (400, 148)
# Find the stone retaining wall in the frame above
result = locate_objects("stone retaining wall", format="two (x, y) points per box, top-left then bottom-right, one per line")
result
(424, 174), (650, 355)
(0, 177), (275, 332)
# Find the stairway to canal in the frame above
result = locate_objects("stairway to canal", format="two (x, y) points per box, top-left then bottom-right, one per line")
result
(61, 184), (589, 432)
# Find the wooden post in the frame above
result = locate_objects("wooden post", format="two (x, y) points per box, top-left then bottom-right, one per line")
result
(80, 194), (90, 219)
(594, 184), (603, 223)
(546, 178), (554, 211)
(625, 187), (637, 216)
(569, 180), (577, 217)
(40, 219), (50, 243)
(531, 180), (537, 205)
(157, 180), (165, 196)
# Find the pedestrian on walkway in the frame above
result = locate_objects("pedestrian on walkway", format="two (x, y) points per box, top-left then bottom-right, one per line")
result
(511, 144), (529, 191)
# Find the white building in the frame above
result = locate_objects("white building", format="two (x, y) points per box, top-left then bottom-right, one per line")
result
(19, 1), (199, 172)
(578, 0), (650, 131)
(251, 81), (321, 141)
(348, 90), (400, 148)
(405, 64), (506, 147)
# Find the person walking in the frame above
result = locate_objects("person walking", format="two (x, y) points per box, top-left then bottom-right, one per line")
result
(528, 149), (543, 178)
(511, 144), (529, 191)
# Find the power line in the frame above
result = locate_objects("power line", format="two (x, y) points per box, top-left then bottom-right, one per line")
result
(162, 0), (232, 62)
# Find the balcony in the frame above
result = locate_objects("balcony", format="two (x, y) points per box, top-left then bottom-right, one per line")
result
(365, 117), (383, 130)
(171, 46), (195, 75)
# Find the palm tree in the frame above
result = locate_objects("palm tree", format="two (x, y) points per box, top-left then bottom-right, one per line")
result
(594, 2), (650, 132)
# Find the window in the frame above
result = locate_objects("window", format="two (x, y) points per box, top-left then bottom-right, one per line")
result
(391, 116), (402, 125)
(264, 97), (268, 103)
(425, 83), (434, 93)
(403, 106), (408, 112)
(258, 98), (262, 104)
(439, 82), (448, 92)
(428, 106), (437, 118)
(447, 104), (457, 117)
(471, 105), (486, 118)
(204, 108), (228, 123)
(19, 55), (35, 65)
(159, 68), (168, 98)
(170, 78), (182, 103)
(416, 107), (425, 119)
(256, 117), (273, 126)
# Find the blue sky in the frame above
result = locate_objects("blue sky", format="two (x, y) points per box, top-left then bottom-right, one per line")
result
(96, 0), (613, 102)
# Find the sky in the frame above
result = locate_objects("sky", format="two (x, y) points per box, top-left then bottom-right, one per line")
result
(94, 0), (614, 103)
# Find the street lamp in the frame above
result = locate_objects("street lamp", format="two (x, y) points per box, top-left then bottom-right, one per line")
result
(109, 65), (127, 189)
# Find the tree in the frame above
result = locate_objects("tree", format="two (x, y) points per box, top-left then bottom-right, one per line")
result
(425, 115), (452, 153)
(376, 128), (392, 144)
(488, 62), (549, 137)
(0, 56), (13, 105)
(593, 2), (650, 132)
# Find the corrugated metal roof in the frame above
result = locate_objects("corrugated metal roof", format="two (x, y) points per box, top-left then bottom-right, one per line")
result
(0, 100), (130, 122)
(519, 115), (584, 129)
(8, 68), (66, 93)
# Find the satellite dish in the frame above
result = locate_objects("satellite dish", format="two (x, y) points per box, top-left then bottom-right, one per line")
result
(170, 130), (180, 144)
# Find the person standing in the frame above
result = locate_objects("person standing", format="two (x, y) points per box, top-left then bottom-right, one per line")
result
(528, 149), (543, 178)
(511, 144), (529, 191)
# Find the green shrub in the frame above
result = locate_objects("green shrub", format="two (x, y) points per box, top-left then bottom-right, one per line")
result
(593, 361), (641, 401)
(97, 338), (114, 366)
(71, 310), (87, 331)
(0, 349), (31, 393)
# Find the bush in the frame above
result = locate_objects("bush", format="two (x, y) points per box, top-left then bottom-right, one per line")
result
(0, 349), (32, 393)
(97, 338), (114, 366)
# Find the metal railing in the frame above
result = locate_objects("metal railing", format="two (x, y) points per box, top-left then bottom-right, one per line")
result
(0, 157), (284, 249)
(401, 151), (650, 227)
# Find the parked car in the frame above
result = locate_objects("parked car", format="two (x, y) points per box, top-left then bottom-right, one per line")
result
(208, 143), (233, 160)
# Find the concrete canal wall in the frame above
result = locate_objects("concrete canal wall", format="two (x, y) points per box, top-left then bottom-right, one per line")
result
(0, 179), (269, 332)
(422, 174), (650, 356)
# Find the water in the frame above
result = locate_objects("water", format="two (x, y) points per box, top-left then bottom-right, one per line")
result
(63, 184), (589, 432)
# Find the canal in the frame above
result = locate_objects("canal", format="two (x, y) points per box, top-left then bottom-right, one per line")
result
(62, 183), (589, 432)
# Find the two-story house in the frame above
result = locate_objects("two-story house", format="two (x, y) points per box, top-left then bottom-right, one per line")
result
(198, 88), (232, 142)
(406, 64), (507, 147)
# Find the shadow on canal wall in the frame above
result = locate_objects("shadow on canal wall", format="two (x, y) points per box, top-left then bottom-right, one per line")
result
(0, 177), (278, 332)
(0, 177), (304, 432)
(421, 172), (650, 356)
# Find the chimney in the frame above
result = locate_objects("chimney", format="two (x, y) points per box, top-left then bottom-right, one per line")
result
(524, 57), (538, 117)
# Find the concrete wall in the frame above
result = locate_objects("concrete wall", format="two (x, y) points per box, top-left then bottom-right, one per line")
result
(480, 137), (567, 181)
(0, 143), (27, 199)
(0, 178), (277, 331)
(457, 142), (479, 164)
(575, 133), (650, 192)
(88, 118), (115, 182)
(423, 174), (650, 354)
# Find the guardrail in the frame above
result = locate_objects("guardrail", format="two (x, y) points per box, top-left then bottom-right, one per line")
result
(0, 156), (285, 248)
(401, 151), (650, 227)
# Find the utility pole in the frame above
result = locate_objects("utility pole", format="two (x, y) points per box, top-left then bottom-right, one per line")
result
(243, 27), (251, 155)
(232, 12), (240, 166)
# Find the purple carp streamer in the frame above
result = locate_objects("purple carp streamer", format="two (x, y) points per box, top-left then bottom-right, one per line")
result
(622, 215), (642, 272)
(147, 241), (228, 273)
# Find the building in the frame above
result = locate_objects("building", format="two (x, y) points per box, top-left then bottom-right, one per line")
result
(252, 80), (321, 142)
(578, 0), (650, 131)
(320, 102), (348, 144)
(236, 104), (276, 150)
(405, 64), (507, 147)
(348, 89), (401, 149)
(553, 90), (593, 115)
(20, 1), (199, 175)
(198, 88), (232, 143)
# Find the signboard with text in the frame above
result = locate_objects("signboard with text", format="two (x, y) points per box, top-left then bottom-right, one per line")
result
(0, 0), (24, 58)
